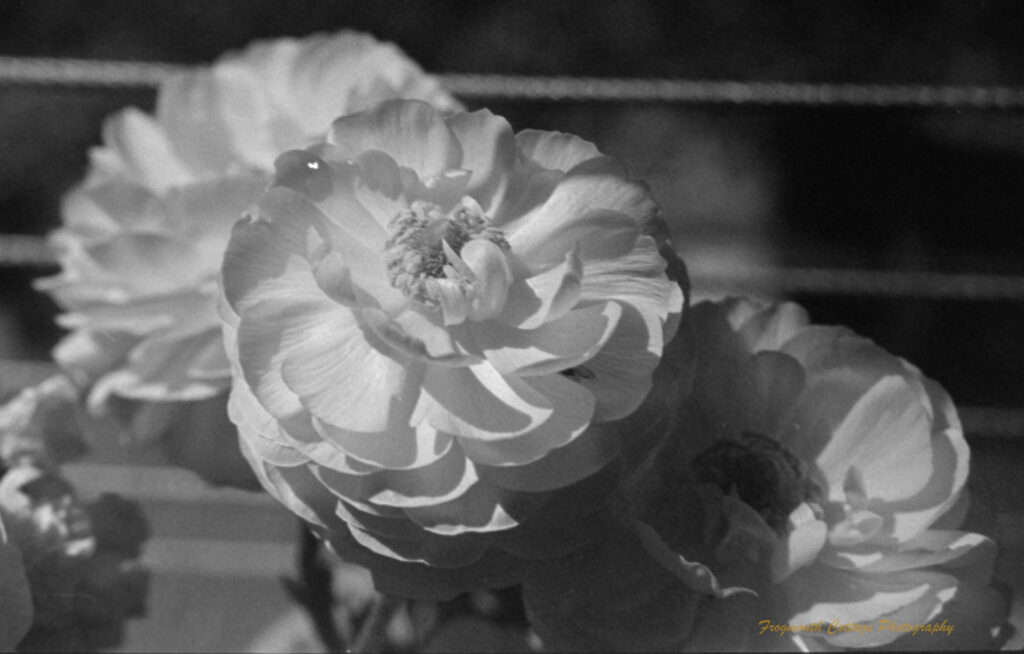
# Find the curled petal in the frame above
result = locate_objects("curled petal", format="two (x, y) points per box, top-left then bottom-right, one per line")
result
(328, 99), (462, 178)
(478, 423), (620, 492)
(101, 108), (193, 191)
(461, 239), (514, 322)
(475, 301), (621, 377)
(447, 109), (516, 211)
(499, 244), (582, 329)
(516, 129), (602, 172)
(414, 364), (595, 467)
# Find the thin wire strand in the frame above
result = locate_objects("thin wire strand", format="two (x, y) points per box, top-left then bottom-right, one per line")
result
(0, 56), (184, 88)
(0, 234), (56, 268)
(3, 55), (1024, 109)
(689, 267), (1024, 301)
(5, 234), (1024, 301)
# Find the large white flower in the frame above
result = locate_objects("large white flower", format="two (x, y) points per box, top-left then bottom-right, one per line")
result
(38, 32), (460, 413)
(221, 99), (686, 598)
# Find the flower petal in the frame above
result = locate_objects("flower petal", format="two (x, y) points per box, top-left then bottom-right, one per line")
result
(156, 66), (255, 175)
(312, 437), (476, 511)
(475, 301), (621, 377)
(447, 109), (516, 211)
(402, 477), (536, 536)
(89, 329), (226, 404)
(499, 245), (583, 329)
(825, 530), (995, 575)
(82, 233), (209, 296)
(340, 510), (489, 568)
(780, 565), (957, 648)
(565, 301), (662, 422)
(328, 99), (461, 178)
(516, 129), (602, 172)
(241, 294), (416, 434)
(816, 375), (934, 502)
(505, 155), (654, 269)
(772, 503), (828, 582)
(461, 239), (514, 322)
(509, 208), (640, 274)
(101, 108), (194, 191)
(579, 235), (683, 352)
(882, 379), (970, 540)
(413, 363), (595, 467)
(478, 422), (620, 492)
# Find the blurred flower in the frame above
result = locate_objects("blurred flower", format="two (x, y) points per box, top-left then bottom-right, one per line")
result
(222, 99), (686, 598)
(0, 460), (150, 652)
(624, 298), (1003, 651)
(37, 31), (460, 420)
(0, 375), (88, 466)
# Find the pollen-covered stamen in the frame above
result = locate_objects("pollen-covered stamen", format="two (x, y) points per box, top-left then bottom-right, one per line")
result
(692, 431), (824, 534)
(384, 199), (509, 305)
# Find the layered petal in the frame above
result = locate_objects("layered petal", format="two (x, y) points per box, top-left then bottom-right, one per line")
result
(221, 98), (687, 598)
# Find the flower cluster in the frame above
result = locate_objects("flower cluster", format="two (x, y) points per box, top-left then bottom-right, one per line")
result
(22, 28), (1008, 653)
(221, 98), (685, 598)
(0, 377), (150, 652)
(37, 31), (460, 426)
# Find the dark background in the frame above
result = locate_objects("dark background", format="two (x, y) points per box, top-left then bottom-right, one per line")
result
(2, 0), (1024, 409)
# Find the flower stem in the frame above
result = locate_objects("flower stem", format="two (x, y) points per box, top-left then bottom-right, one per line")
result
(281, 521), (346, 653)
(350, 594), (400, 653)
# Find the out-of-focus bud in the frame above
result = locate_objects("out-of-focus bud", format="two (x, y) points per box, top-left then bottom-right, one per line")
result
(0, 375), (88, 466)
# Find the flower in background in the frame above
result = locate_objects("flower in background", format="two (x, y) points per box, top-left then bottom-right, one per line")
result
(0, 375), (150, 652)
(654, 299), (1002, 650)
(222, 99), (686, 598)
(0, 461), (150, 652)
(37, 31), (460, 420)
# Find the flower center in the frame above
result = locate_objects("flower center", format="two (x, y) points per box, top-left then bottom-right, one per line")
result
(692, 432), (823, 533)
(384, 200), (509, 305)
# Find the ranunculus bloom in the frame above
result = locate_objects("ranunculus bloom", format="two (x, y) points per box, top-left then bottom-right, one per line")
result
(525, 298), (1004, 652)
(221, 99), (686, 598)
(37, 31), (460, 415)
(649, 299), (1002, 651)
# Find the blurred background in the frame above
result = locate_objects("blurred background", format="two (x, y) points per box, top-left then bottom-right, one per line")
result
(1, 0), (1023, 650)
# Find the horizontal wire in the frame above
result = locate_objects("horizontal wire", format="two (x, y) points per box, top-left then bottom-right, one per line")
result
(443, 74), (1024, 109)
(0, 55), (184, 87)
(5, 233), (1024, 301)
(11, 230), (1023, 299)
(960, 407), (1024, 440)
(2, 55), (1024, 108)
(690, 266), (1024, 301)
(0, 233), (57, 267)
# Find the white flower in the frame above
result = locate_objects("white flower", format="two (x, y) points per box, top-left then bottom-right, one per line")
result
(221, 99), (685, 598)
(524, 298), (1005, 652)
(668, 299), (1002, 650)
(38, 32), (460, 414)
